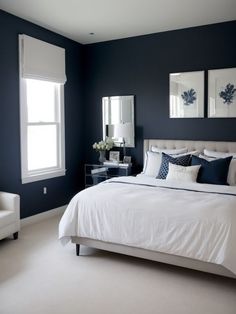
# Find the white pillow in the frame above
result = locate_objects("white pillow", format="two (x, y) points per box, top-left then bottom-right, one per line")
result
(142, 151), (162, 177)
(166, 163), (201, 183)
(151, 146), (188, 155)
(204, 149), (236, 159)
(142, 150), (199, 177)
(199, 154), (236, 186)
(171, 150), (200, 158)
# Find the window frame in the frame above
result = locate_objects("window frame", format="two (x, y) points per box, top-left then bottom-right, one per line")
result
(19, 77), (66, 184)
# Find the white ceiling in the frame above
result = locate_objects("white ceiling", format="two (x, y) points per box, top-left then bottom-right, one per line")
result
(0, 0), (235, 44)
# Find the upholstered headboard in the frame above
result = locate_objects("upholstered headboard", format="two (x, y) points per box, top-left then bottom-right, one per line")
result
(144, 139), (236, 158)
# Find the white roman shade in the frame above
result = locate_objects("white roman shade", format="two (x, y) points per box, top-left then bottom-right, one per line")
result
(19, 34), (66, 84)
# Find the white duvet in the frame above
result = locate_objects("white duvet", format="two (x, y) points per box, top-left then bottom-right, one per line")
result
(59, 176), (236, 275)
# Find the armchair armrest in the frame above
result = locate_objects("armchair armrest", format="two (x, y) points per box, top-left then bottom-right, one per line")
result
(0, 192), (20, 219)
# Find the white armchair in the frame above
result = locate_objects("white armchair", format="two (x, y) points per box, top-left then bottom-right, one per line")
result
(0, 192), (20, 240)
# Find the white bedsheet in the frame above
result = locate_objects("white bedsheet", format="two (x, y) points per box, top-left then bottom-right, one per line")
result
(59, 176), (236, 274)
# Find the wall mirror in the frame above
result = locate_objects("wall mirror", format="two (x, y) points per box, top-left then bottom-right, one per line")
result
(102, 95), (135, 148)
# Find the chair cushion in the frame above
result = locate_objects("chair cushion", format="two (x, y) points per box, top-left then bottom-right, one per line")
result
(0, 210), (16, 229)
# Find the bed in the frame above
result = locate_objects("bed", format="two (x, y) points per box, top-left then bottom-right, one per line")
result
(59, 139), (236, 278)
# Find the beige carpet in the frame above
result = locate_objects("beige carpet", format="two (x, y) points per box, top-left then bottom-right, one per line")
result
(0, 215), (236, 314)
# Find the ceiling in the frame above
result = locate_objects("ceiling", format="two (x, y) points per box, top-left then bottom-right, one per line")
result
(0, 0), (235, 44)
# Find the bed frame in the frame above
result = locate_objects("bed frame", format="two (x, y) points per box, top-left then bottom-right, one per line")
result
(72, 139), (236, 278)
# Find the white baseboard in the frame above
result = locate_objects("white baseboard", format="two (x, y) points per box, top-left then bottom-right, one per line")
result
(21, 205), (67, 227)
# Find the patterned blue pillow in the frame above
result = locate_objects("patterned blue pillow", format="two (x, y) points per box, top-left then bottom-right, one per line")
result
(157, 153), (191, 179)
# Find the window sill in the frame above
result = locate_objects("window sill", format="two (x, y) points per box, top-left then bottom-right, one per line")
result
(22, 169), (66, 184)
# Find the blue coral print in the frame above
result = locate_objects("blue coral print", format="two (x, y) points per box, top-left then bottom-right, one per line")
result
(219, 83), (236, 105)
(181, 88), (197, 106)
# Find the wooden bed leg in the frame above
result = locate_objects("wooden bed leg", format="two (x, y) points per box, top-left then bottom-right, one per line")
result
(13, 232), (18, 240)
(76, 244), (80, 256)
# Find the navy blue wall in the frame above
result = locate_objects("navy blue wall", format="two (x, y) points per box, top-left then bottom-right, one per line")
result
(0, 9), (236, 218)
(0, 10), (84, 218)
(83, 21), (236, 167)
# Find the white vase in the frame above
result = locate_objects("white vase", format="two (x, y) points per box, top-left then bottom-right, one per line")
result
(99, 151), (106, 163)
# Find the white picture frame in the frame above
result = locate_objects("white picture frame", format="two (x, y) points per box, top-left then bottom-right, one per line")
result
(169, 71), (204, 118)
(109, 151), (120, 162)
(123, 156), (131, 164)
(208, 67), (236, 118)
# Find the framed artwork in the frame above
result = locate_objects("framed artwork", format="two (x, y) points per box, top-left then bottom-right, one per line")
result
(123, 156), (131, 164)
(208, 67), (236, 118)
(109, 151), (120, 162)
(169, 71), (204, 118)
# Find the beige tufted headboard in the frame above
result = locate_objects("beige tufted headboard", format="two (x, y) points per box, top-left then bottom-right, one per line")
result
(144, 139), (236, 158)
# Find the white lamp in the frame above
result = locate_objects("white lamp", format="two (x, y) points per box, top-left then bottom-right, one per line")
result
(113, 122), (133, 157)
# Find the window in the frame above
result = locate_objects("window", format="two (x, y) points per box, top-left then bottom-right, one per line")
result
(19, 35), (66, 183)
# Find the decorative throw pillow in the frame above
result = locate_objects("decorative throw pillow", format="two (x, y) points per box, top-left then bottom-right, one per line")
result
(166, 163), (201, 183)
(203, 149), (236, 159)
(142, 149), (189, 177)
(142, 151), (162, 177)
(171, 150), (200, 158)
(157, 153), (191, 179)
(199, 154), (236, 186)
(191, 155), (232, 185)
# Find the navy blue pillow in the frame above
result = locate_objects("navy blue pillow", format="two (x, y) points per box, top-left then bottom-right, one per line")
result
(191, 155), (232, 185)
(157, 153), (191, 179)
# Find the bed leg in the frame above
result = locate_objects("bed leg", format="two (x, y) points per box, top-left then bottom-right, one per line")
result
(76, 244), (80, 256)
(13, 232), (18, 240)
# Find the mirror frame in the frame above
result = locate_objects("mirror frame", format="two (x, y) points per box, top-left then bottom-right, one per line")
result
(102, 95), (135, 148)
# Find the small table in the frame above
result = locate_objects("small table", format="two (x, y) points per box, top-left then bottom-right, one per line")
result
(85, 163), (132, 188)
